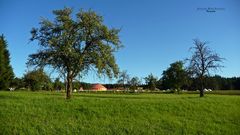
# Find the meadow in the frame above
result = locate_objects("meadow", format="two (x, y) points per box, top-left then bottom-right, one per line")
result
(0, 91), (239, 134)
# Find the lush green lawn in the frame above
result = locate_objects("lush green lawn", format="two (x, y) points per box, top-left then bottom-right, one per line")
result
(0, 91), (239, 134)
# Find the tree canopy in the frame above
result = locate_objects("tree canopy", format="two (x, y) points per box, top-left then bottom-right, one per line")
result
(28, 8), (122, 98)
(144, 74), (158, 90)
(188, 39), (224, 97)
(162, 61), (188, 91)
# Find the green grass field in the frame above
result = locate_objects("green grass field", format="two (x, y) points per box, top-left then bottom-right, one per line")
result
(0, 91), (239, 134)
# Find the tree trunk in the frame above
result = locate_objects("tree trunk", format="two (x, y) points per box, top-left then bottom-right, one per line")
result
(66, 73), (73, 99)
(200, 87), (204, 97)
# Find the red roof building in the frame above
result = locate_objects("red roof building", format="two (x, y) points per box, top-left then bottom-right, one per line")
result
(91, 84), (107, 91)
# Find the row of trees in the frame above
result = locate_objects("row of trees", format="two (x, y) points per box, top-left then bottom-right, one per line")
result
(116, 67), (240, 91)
(8, 67), (240, 92)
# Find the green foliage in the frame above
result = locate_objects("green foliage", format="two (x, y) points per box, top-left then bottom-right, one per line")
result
(129, 76), (141, 91)
(162, 61), (189, 91)
(72, 81), (81, 90)
(28, 7), (122, 98)
(199, 76), (240, 90)
(0, 34), (14, 90)
(167, 74), (240, 91)
(0, 92), (239, 134)
(11, 77), (25, 89)
(144, 73), (158, 90)
(53, 78), (64, 91)
(79, 82), (92, 90)
(23, 69), (52, 91)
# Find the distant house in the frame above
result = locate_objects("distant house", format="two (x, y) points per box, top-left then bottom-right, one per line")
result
(91, 84), (107, 91)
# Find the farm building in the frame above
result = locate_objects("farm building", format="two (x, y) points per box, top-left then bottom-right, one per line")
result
(91, 84), (107, 91)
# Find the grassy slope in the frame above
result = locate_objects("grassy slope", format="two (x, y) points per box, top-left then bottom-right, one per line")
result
(0, 92), (239, 135)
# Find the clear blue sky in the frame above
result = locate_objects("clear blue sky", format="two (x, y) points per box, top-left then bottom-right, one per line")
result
(1, 0), (240, 83)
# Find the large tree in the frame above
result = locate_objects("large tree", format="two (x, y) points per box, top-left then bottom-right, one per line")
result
(0, 34), (14, 90)
(188, 39), (224, 97)
(28, 8), (122, 98)
(161, 61), (188, 92)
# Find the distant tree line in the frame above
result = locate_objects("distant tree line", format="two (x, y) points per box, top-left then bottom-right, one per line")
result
(110, 68), (240, 91)
(160, 74), (240, 91)
(7, 69), (240, 92)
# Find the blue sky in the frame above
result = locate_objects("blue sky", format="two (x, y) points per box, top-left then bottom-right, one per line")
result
(1, 0), (240, 83)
